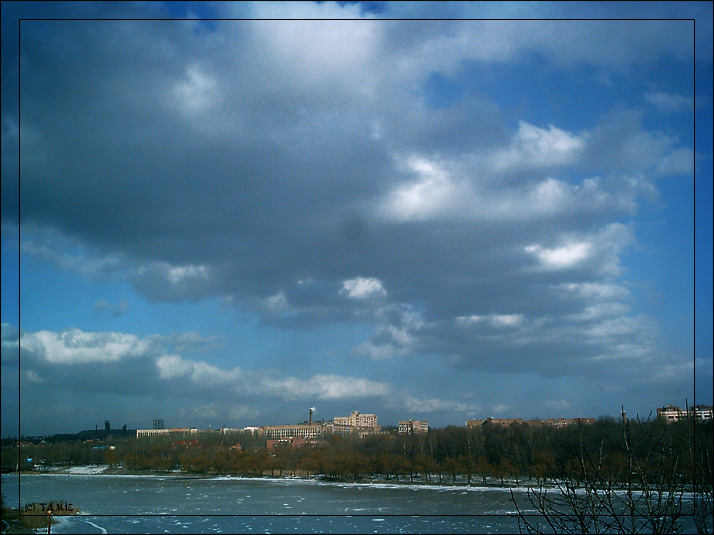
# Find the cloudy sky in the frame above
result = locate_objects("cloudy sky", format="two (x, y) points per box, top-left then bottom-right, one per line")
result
(2, 1), (712, 437)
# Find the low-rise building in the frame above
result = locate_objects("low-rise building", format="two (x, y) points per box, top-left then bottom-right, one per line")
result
(466, 417), (594, 429)
(399, 420), (429, 434)
(466, 418), (523, 428)
(259, 423), (324, 440)
(136, 427), (199, 438)
(692, 405), (714, 420)
(657, 405), (713, 422)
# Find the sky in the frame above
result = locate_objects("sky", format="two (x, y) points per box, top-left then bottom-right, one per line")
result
(1, 1), (712, 438)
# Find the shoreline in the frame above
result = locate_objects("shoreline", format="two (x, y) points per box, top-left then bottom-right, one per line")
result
(4, 468), (701, 499)
(4, 467), (553, 489)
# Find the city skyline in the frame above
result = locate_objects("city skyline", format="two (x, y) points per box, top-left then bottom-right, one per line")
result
(1, 1), (712, 437)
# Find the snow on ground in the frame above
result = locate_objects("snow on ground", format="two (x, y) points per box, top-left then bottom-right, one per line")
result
(66, 466), (108, 475)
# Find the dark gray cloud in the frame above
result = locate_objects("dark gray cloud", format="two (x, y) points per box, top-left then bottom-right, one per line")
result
(5, 15), (693, 349)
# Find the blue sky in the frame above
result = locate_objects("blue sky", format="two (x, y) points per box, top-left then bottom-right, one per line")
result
(1, 1), (712, 437)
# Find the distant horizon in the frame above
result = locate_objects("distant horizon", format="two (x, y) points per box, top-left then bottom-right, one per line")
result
(11, 404), (708, 439)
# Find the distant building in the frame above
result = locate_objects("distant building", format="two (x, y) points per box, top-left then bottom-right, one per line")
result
(399, 420), (429, 434)
(334, 410), (378, 428)
(259, 423), (324, 440)
(136, 427), (200, 438)
(466, 418), (523, 428)
(657, 405), (713, 422)
(332, 410), (380, 436)
(466, 417), (594, 429)
(541, 417), (596, 428)
(219, 427), (242, 434)
(693, 405), (714, 420)
(266, 436), (325, 450)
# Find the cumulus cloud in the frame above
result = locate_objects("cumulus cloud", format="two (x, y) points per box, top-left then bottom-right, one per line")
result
(491, 122), (585, 172)
(457, 314), (524, 328)
(155, 349), (394, 401)
(340, 277), (387, 300)
(525, 242), (592, 270)
(22, 328), (154, 365)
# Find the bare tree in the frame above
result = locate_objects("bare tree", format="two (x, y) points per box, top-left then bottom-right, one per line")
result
(511, 410), (707, 534)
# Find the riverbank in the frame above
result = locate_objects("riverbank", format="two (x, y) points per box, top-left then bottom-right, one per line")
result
(5, 465), (567, 491)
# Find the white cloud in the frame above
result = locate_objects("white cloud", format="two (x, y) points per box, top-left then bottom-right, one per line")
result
(645, 91), (694, 113)
(526, 223), (633, 275)
(654, 147), (695, 176)
(525, 242), (592, 269)
(560, 282), (631, 302)
(492, 122), (584, 172)
(264, 290), (291, 314)
(569, 302), (630, 321)
(340, 277), (387, 299)
(25, 328), (153, 365)
(309, 374), (392, 400)
(155, 352), (392, 401)
(381, 156), (463, 222)
(156, 354), (194, 380)
(259, 373), (392, 401)
(166, 264), (209, 285)
(156, 354), (242, 385)
(398, 394), (482, 415)
(135, 262), (210, 285)
(173, 64), (219, 115)
(457, 314), (524, 328)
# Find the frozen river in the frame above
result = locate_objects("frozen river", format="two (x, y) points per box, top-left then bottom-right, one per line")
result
(3, 472), (540, 533)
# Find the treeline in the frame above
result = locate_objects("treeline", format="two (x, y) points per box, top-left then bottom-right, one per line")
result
(3, 418), (712, 489)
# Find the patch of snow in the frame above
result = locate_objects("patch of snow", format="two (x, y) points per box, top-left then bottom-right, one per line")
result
(66, 465), (108, 475)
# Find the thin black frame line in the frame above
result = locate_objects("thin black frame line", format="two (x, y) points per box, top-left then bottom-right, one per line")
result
(17, 17), (696, 22)
(21, 513), (698, 519)
(16, 15), (22, 514)
(24, 513), (591, 517)
(691, 15), (698, 523)
(14, 14), (702, 522)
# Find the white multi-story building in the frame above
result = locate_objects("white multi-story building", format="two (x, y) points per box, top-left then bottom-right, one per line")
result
(657, 405), (713, 422)
(692, 405), (714, 420)
(259, 423), (324, 439)
(136, 427), (199, 438)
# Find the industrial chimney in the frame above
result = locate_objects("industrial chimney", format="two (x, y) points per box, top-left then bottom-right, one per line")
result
(309, 407), (316, 424)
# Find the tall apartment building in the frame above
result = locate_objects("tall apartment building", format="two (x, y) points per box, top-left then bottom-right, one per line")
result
(399, 420), (429, 434)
